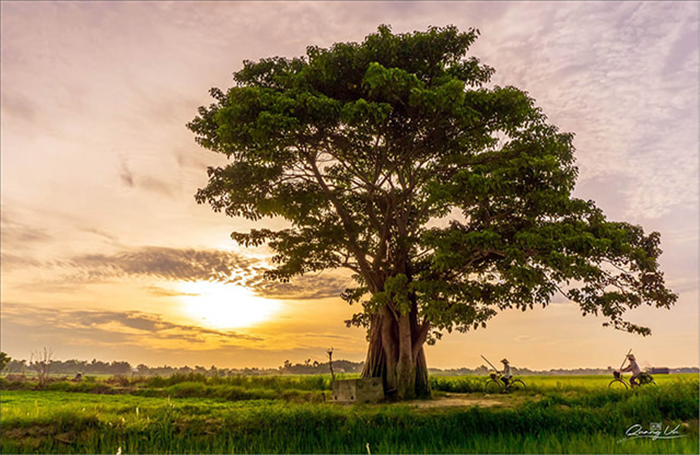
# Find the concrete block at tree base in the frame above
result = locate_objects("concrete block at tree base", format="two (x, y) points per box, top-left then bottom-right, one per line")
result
(332, 378), (383, 403)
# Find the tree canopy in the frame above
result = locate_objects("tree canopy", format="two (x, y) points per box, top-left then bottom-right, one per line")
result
(188, 25), (677, 399)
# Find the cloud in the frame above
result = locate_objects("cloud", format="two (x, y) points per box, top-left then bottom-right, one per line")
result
(80, 227), (122, 244)
(56, 246), (349, 300)
(513, 335), (538, 343)
(0, 212), (54, 271)
(68, 246), (259, 282)
(665, 29), (699, 73)
(144, 286), (198, 298)
(0, 91), (37, 125)
(140, 176), (175, 198)
(0, 212), (53, 246)
(118, 156), (134, 188)
(174, 146), (222, 175)
(117, 156), (176, 197)
(0, 253), (43, 271)
(1, 302), (261, 349)
(469, 2), (699, 220)
(249, 274), (349, 300)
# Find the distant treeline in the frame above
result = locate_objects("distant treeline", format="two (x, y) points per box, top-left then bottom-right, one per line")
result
(1, 358), (365, 377)
(2, 357), (697, 376)
(3, 359), (134, 376)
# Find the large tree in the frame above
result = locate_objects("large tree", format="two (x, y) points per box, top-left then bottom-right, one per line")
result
(188, 25), (677, 400)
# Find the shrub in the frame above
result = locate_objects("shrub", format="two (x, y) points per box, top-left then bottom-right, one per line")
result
(168, 382), (207, 398)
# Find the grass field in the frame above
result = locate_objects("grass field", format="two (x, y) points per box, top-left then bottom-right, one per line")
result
(430, 373), (690, 393)
(1, 373), (697, 454)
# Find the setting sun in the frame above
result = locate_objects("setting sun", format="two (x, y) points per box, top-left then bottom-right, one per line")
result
(179, 281), (281, 329)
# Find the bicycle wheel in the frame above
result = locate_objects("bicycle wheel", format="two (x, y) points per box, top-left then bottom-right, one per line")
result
(508, 379), (526, 392)
(484, 379), (502, 394)
(608, 379), (628, 390)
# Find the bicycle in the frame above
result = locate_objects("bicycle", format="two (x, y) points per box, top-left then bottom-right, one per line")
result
(608, 370), (656, 389)
(484, 371), (526, 393)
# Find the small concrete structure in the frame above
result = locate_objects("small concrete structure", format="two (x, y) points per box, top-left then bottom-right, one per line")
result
(332, 378), (384, 403)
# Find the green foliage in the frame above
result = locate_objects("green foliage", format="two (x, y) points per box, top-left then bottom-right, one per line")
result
(45, 381), (113, 394)
(166, 381), (207, 398)
(0, 352), (12, 371)
(144, 372), (332, 391)
(189, 24), (676, 341)
(430, 375), (484, 393)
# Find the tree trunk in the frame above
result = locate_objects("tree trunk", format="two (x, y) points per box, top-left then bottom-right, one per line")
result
(361, 313), (385, 383)
(360, 309), (431, 400)
(395, 314), (416, 399)
(380, 306), (399, 396)
(414, 345), (431, 397)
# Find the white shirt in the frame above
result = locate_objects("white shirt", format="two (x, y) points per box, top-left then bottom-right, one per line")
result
(502, 364), (513, 379)
(621, 358), (641, 376)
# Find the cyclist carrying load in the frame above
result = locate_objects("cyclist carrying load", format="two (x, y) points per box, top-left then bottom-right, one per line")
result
(501, 359), (513, 386)
(618, 353), (642, 386)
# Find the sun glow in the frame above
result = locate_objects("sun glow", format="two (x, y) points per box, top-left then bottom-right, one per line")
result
(179, 281), (280, 329)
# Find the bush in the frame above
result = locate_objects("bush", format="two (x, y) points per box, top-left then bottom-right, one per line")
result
(147, 372), (208, 388)
(430, 376), (484, 393)
(167, 382), (207, 398)
(108, 374), (131, 387)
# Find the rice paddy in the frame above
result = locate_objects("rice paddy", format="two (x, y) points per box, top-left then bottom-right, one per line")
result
(1, 373), (697, 453)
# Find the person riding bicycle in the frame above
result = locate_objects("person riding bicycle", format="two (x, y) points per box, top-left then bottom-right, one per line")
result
(618, 353), (642, 386)
(500, 358), (513, 386)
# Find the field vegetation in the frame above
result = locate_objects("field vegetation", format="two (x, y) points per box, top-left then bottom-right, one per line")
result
(1, 373), (697, 453)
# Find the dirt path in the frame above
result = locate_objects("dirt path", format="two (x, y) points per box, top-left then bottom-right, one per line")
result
(400, 393), (510, 409)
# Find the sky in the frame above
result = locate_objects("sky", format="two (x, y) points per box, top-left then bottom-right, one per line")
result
(1, 1), (698, 371)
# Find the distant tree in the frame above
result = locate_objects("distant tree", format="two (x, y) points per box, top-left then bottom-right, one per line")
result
(30, 348), (53, 387)
(189, 25), (677, 399)
(109, 361), (132, 375)
(5, 359), (26, 374)
(0, 352), (11, 372)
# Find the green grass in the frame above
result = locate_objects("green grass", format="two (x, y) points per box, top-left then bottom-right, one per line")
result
(430, 373), (697, 394)
(1, 374), (697, 454)
(143, 372), (335, 390)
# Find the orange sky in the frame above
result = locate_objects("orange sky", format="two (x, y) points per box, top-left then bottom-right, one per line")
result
(1, 1), (698, 370)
